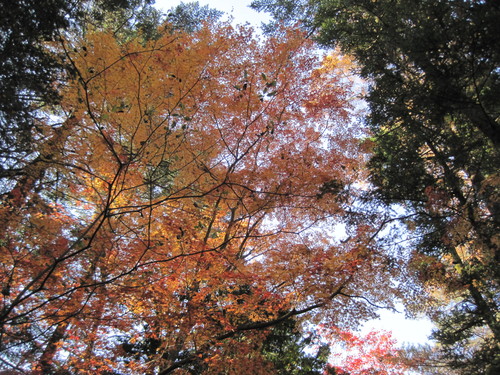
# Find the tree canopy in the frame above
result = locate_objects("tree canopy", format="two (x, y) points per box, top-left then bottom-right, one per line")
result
(252, 0), (500, 373)
(0, 5), (406, 373)
(5, 0), (497, 373)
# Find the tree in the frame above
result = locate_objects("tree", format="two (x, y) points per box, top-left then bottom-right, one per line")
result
(0, 0), (69, 180)
(252, 0), (500, 373)
(329, 329), (408, 375)
(75, 0), (164, 42)
(0, 19), (400, 373)
(166, 1), (223, 33)
(262, 317), (335, 374)
(0, 0), (159, 184)
(250, 0), (319, 34)
(397, 343), (462, 375)
(122, 315), (337, 374)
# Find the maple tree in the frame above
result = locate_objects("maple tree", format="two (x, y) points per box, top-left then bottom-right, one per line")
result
(329, 329), (408, 375)
(0, 18), (401, 374)
(0, 0), (159, 182)
(252, 1), (500, 372)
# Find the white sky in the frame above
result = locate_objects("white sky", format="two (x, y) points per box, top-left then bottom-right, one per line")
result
(155, 0), (270, 27)
(362, 307), (435, 347)
(154, 0), (435, 349)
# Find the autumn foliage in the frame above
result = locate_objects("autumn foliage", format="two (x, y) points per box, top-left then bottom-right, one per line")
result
(330, 329), (408, 375)
(0, 22), (399, 374)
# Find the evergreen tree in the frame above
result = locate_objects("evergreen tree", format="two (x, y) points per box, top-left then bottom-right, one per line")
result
(166, 1), (223, 33)
(0, 0), (69, 180)
(262, 318), (336, 375)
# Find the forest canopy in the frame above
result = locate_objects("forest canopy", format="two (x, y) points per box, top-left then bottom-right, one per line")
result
(0, 1), (409, 374)
(252, 0), (500, 373)
(1, 0), (498, 374)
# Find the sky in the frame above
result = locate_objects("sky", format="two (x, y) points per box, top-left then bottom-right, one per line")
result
(153, 0), (435, 348)
(155, 0), (270, 27)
